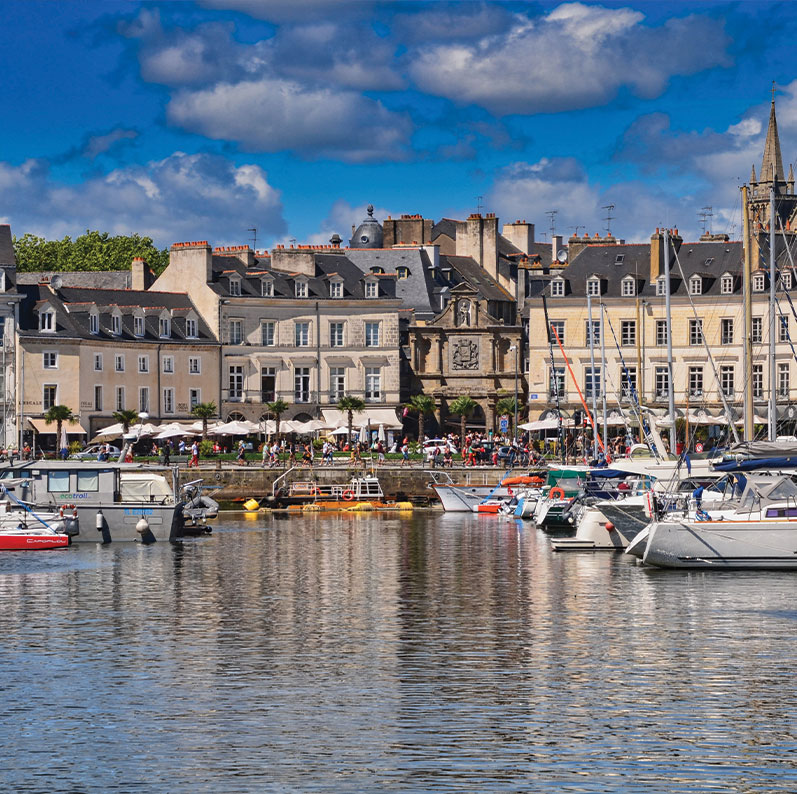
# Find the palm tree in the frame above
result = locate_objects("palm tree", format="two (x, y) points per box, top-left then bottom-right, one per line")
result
(112, 408), (139, 435)
(191, 401), (217, 439)
(405, 393), (436, 443)
(495, 396), (519, 434)
(337, 395), (365, 444)
(266, 399), (290, 440)
(449, 395), (478, 448)
(44, 404), (74, 449)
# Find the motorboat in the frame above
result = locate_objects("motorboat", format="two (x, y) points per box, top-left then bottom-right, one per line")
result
(0, 526), (70, 550)
(0, 499), (72, 549)
(429, 470), (542, 512)
(272, 472), (411, 511)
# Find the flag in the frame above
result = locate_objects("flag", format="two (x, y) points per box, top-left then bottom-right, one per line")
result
(402, 406), (409, 417)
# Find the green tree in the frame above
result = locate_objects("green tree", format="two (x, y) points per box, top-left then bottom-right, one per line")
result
(495, 397), (520, 434)
(13, 230), (170, 275)
(266, 399), (290, 441)
(449, 395), (478, 447)
(336, 395), (366, 444)
(191, 401), (218, 439)
(112, 409), (140, 435)
(44, 404), (75, 448)
(405, 393), (436, 443)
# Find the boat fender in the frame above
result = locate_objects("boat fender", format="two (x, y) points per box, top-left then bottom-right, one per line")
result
(696, 509), (712, 522)
(549, 487), (566, 500)
(136, 516), (156, 544)
(342, 489), (355, 501)
(604, 522), (615, 532)
(96, 509), (111, 544)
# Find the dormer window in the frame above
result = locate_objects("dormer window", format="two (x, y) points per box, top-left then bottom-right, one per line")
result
(396, 266), (409, 279)
(134, 315), (145, 337)
(550, 277), (564, 297)
(185, 317), (198, 338)
(621, 276), (636, 297)
(783, 270), (793, 290)
(0, 270), (6, 292)
(295, 279), (308, 298)
(261, 278), (273, 297)
(159, 316), (171, 339)
(229, 278), (241, 296)
(40, 309), (55, 332)
(689, 275), (702, 296)
(586, 277), (600, 297)
(753, 273), (766, 292)
(89, 311), (99, 335)
(364, 281), (378, 298)
(370, 266), (384, 274)
(111, 312), (122, 336)
(329, 280), (343, 299)
(721, 274), (734, 294)
(656, 276), (666, 296)
(614, 254), (625, 264)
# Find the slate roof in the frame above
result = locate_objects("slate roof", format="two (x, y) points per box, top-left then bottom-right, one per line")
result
(442, 256), (514, 302)
(17, 271), (132, 290)
(431, 218), (463, 241)
(18, 284), (216, 343)
(0, 225), (15, 267)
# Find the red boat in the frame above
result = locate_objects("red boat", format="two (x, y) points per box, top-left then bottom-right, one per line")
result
(0, 531), (70, 550)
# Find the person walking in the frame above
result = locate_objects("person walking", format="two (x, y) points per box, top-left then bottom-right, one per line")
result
(400, 441), (409, 467)
(189, 439), (199, 468)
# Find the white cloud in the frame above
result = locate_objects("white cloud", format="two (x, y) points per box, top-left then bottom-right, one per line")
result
(168, 78), (412, 162)
(293, 199), (397, 247)
(408, 2), (731, 115)
(0, 152), (286, 248)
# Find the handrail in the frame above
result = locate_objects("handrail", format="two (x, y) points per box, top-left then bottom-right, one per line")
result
(272, 465), (303, 496)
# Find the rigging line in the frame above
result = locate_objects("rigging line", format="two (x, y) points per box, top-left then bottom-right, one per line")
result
(671, 245), (741, 444)
(541, 294), (565, 461)
(602, 311), (660, 458)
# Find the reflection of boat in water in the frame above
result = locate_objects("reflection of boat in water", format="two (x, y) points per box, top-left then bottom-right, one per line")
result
(0, 461), (185, 543)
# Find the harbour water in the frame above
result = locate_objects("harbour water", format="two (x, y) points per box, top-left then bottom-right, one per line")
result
(2, 511), (796, 793)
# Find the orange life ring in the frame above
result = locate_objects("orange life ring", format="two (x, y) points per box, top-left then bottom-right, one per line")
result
(342, 489), (355, 501)
(311, 486), (321, 496)
(59, 503), (77, 518)
(549, 487), (566, 500)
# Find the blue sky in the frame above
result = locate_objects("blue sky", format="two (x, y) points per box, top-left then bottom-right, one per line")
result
(2, 0), (797, 250)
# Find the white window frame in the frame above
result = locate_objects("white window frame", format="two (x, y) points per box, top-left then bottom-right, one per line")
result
(621, 277), (636, 297)
(295, 280), (308, 298)
(159, 317), (171, 339)
(548, 320), (565, 345)
(329, 281), (343, 299)
(188, 357), (201, 375)
(230, 319), (244, 345)
(134, 315), (145, 337)
(115, 354), (125, 373)
(294, 367), (310, 403)
(721, 274), (733, 295)
(43, 384), (57, 411)
(689, 319), (703, 346)
(330, 322), (344, 348)
(364, 281), (378, 298)
(753, 273), (765, 292)
(163, 387), (175, 414)
(138, 355), (149, 374)
(261, 321), (275, 347)
(94, 353), (103, 372)
(365, 366), (381, 402)
(752, 317), (763, 343)
(329, 367), (345, 401)
(721, 318), (734, 345)
(185, 318), (197, 338)
(139, 386), (150, 414)
(111, 313), (122, 336)
(229, 278), (241, 296)
(189, 388), (201, 410)
(94, 384), (103, 412)
(228, 365), (244, 400)
(586, 277), (600, 297)
(620, 320), (636, 347)
(688, 366), (703, 397)
(115, 386), (125, 412)
(40, 310), (55, 332)
(656, 319), (668, 347)
(550, 278), (564, 297)
(656, 277), (666, 297)
(89, 313), (99, 335)
(720, 365), (734, 398)
(689, 276), (702, 296)
(295, 322), (310, 347)
(778, 362), (790, 397)
(261, 279), (274, 297)
(43, 351), (58, 370)
(162, 355), (174, 374)
(783, 271), (793, 290)
(365, 322), (380, 347)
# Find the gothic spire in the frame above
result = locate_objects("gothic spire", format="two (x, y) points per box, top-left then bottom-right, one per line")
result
(751, 163), (757, 184)
(761, 90), (785, 185)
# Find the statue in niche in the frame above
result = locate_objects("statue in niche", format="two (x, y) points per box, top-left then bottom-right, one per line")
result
(452, 338), (479, 370)
(456, 299), (471, 327)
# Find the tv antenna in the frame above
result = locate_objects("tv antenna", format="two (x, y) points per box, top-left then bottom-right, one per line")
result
(476, 195), (483, 214)
(570, 225), (584, 238)
(699, 206), (713, 235)
(247, 227), (257, 249)
(546, 209), (558, 238)
(603, 204), (615, 236)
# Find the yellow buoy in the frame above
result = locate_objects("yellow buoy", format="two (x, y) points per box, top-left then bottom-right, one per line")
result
(243, 498), (260, 512)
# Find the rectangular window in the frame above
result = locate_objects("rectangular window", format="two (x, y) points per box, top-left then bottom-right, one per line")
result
(688, 366), (703, 397)
(188, 357), (200, 375)
(752, 317), (762, 343)
(621, 367), (637, 400)
(586, 279), (600, 296)
(89, 314), (98, 334)
(754, 273), (765, 292)
(365, 281), (377, 298)
(548, 320), (565, 345)
(621, 320), (636, 347)
(550, 279), (564, 297)
(753, 364), (763, 399)
(76, 471), (99, 492)
(139, 387), (149, 414)
(549, 367), (565, 399)
(43, 352), (57, 369)
(229, 365), (244, 400)
(656, 278), (666, 296)
(621, 279), (635, 297)
(112, 315), (121, 335)
(294, 367), (310, 402)
(230, 319), (243, 345)
(584, 367), (601, 399)
(365, 367), (381, 402)
(261, 367), (276, 403)
(43, 384), (57, 411)
(162, 356), (174, 374)
(159, 317), (170, 338)
(783, 271), (793, 290)
(295, 322), (310, 347)
(94, 353), (103, 371)
(185, 318), (197, 338)
(365, 322), (380, 347)
(330, 281), (343, 298)
(689, 319), (703, 346)
(229, 279), (241, 297)
(189, 388), (201, 410)
(720, 365), (734, 398)
(261, 280), (273, 297)
(94, 385), (103, 411)
(585, 320), (600, 346)
(163, 387), (174, 414)
(261, 321), (275, 347)
(780, 316), (789, 343)
(655, 366), (670, 399)
(656, 319), (668, 347)
(138, 355), (149, 374)
(116, 386), (125, 412)
(47, 470), (70, 493)
(689, 277), (702, 296)
(779, 363), (790, 398)
(330, 367), (345, 401)
(721, 275), (733, 294)
(330, 322), (344, 347)
(115, 354), (124, 372)
(721, 318), (734, 345)
(134, 316), (145, 337)
(295, 281), (308, 298)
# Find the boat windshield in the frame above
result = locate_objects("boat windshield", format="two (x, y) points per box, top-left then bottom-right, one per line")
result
(738, 476), (797, 510)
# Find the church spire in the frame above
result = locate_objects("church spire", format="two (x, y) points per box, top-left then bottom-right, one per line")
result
(751, 163), (757, 184)
(761, 86), (785, 186)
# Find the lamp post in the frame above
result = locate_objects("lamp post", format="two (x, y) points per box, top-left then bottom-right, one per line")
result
(509, 344), (519, 443)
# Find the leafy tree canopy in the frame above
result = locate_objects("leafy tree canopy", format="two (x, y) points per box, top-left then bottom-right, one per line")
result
(12, 230), (169, 275)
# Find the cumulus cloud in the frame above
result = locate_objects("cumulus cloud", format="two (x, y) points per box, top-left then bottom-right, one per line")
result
(408, 2), (731, 115)
(168, 78), (412, 162)
(0, 152), (286, 248)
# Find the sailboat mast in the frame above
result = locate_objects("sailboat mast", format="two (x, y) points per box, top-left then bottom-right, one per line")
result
(742, 185), (754, 441)
(587, 292), (599, 457)
(769, 172), (777, 441)
(600, 302), (608, 451)
(663, 230), (676, 449)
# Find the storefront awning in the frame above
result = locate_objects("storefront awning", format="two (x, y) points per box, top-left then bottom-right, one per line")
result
(321, 407), (403, 430)
(28, 417), (87, 434)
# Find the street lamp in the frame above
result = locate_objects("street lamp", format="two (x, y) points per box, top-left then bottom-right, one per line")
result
(509, 344), (519, 443)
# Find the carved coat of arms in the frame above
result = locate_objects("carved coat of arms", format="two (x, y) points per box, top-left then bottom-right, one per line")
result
(451, 338), (479, 370)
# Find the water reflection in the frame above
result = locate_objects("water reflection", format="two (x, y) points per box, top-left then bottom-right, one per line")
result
(0, 512), (795, 792)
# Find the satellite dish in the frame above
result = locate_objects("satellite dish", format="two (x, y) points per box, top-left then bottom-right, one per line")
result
(50, 275), (63, 291)
(556, 249), (568, 263)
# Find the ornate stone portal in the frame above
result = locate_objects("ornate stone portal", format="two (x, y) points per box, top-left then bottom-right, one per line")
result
(451, 337), (479, 370)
